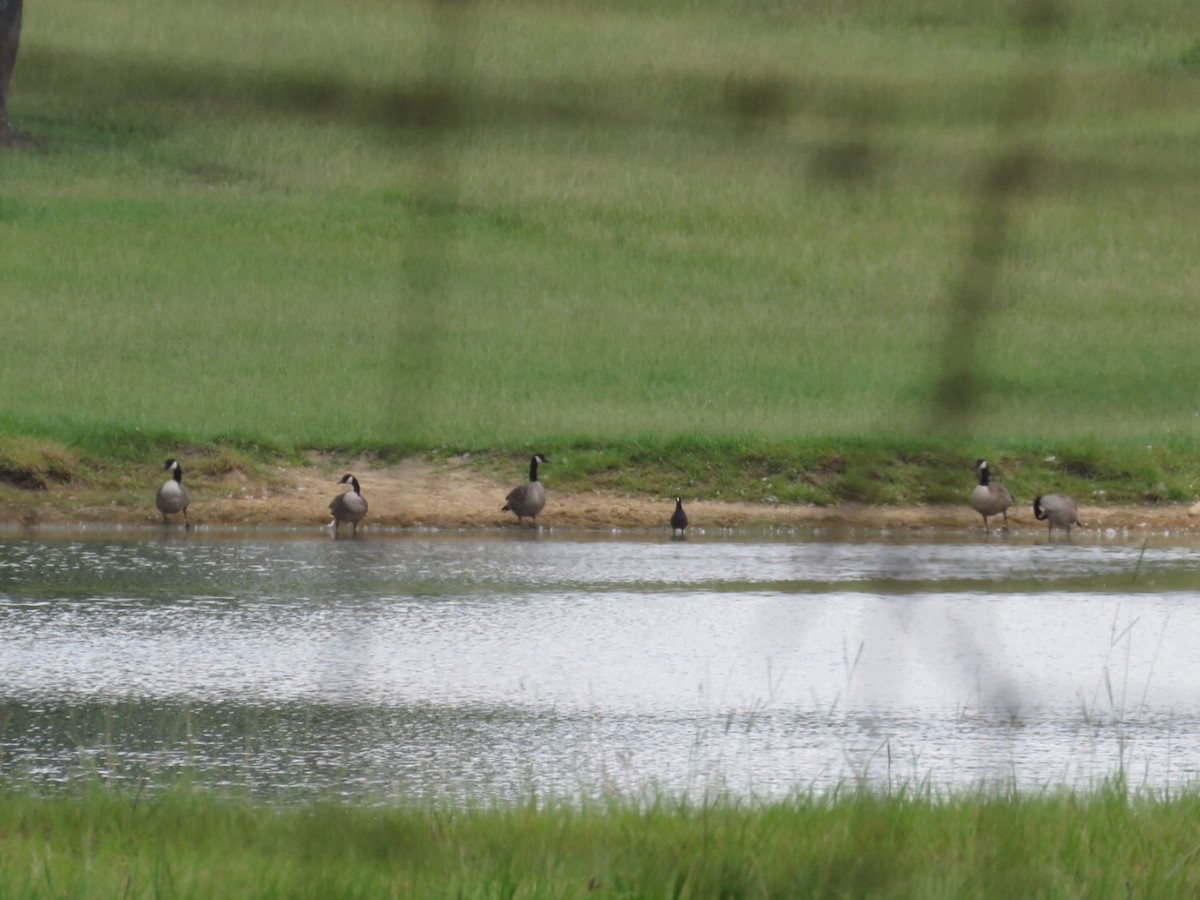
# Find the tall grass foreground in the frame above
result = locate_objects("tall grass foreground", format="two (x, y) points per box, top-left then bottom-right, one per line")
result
(3, 779), (1200, 897)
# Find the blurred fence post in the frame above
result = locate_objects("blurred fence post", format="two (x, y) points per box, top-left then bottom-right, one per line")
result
(390, 0), (477, 445)
(932, 0), (1065, 434)
(0, 0), (23, 143)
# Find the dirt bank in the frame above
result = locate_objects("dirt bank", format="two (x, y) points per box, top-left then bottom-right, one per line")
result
(6, 457), (1200, 535)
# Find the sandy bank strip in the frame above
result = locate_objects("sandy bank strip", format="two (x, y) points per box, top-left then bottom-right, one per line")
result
(5, 458), (1200, 536)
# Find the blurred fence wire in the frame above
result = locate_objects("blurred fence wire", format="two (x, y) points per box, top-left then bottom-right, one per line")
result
(387, 0), (1072, 729)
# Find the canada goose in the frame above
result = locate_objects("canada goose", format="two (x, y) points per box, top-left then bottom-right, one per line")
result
(329, 474), (368, 535)
(502, 453), (547, 525)
(1033, 494), (1079, 540)
(155, 458), (191, 528)
(970, 459), (1013, 533)
(670, 497), (688, 535)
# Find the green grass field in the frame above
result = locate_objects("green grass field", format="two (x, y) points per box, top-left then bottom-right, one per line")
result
(4, 0), (1200, 463)
(3, 779), (1200, 898)
(7, 5), (1200, 887)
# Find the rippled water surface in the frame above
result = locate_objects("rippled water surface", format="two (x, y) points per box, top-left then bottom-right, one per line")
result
(3, 527), (1200, 802)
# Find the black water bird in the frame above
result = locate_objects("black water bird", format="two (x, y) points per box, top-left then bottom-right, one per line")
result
(670, 497), (688, 535)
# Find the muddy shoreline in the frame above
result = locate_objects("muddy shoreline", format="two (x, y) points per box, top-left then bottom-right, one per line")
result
(4, 458), (1200, 536)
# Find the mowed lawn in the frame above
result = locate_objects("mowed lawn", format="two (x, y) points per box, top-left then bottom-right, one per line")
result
(2, 0), (1200, 451)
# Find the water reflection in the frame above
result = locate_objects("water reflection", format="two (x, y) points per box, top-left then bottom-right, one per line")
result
(2, 529), (1199, 802)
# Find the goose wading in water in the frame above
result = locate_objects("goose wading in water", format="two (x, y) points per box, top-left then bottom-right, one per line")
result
(502, 453), (547, 525)
(970, 459), (1013, 534)
(670, 497), (688, 536)
(1033, 493), (1080, 540)
(329, 474), (368, 535)
(155, 458), (191, 528)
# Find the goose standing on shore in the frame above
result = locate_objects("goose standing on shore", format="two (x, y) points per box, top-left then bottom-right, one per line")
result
(970, 459), (1013, 534)
(155, 458), (191, 528)
(329, 474), (368, 536)
(502, 453), (547, 525)
(670, 497), (688, 536)
(1033, 494), (1080, 540)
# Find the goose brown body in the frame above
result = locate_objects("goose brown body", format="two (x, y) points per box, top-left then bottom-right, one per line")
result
(155, 458), (191, 527)
(502, 454), (547, 524)
(970, 459), (1013, 533)
(1033, 494), (1079, 539)
(329, 474), (368, 535)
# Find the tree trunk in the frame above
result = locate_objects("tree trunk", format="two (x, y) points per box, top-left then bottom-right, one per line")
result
(0, 0), (23, 142)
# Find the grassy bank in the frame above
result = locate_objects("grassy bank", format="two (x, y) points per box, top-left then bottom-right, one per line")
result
(2, 0), (1200, 457)
(3, 780), (1199, 897)
(2, 431), (1199, 517)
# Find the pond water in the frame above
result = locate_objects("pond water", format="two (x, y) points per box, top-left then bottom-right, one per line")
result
(2, 526), (1199, 803)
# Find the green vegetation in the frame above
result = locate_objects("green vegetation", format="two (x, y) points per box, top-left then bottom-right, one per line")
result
(8, 5), (1200, 887)
(2, 779), (1199, 898)
(548, 434), (1200, 504)
(2, 431), (1197, 512)
(3, 0), (1200, 500)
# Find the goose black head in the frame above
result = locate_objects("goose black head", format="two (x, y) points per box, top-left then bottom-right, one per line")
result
(528, 454), (548, 481)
